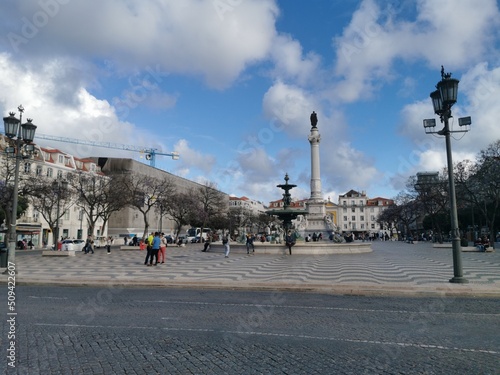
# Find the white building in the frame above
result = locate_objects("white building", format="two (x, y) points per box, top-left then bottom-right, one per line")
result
(1, 135), (105, 247)
(337, 189), (394, 235)
(229, 196), (266, 214)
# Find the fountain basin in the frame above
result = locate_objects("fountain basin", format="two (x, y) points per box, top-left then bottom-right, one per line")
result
(208, 241), (372, 255)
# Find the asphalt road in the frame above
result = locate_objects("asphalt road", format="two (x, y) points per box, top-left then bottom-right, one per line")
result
(1, 286), (499, 374)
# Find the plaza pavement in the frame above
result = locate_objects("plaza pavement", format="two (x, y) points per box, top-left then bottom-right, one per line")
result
(2, 240), (499, 297)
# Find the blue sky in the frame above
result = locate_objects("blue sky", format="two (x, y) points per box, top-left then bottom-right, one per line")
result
(1, 0), (500, 205)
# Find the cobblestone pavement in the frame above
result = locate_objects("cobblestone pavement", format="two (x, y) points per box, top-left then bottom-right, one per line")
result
(4, 241), (500, 297)
(2, 286), (499, 374)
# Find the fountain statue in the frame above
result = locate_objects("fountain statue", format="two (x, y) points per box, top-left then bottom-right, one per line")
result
(266, 174), (307, 232)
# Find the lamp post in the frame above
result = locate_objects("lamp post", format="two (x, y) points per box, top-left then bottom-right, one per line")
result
(3, 105), (37, 268)
(53, 179), (68, 250)
(423, 67), (472, 284)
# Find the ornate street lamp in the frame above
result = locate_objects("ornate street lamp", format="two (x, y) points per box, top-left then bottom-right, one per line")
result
(3, 105), (37, 269)
(422, 67), (471, 284)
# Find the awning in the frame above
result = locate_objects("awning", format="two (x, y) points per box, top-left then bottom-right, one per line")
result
(16, 223), (42, 234)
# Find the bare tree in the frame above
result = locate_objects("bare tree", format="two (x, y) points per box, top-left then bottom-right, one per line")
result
(456, 141), (500, 247)
(411, 172), (449, 242)
(163, 191), (196, 240)
(29, 176), (75, 246)
(191, 182), (227, 232)
(0, 149), (31, 236)
(124, 176), (177, 239)
(97, 173), (131, 236)
(70, 173), (108, 238)
(378, 192), (420, 240)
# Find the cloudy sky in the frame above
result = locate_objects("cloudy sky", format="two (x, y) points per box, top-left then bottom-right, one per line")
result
(1, 0), (499, 205)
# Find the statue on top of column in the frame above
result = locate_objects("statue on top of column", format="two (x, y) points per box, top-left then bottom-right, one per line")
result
(310, 111), (318, 128)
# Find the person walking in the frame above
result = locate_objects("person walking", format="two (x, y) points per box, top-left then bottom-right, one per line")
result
(84, 236), (94, 254)
(202, 232), (211, 252)
(106, 236), (112, 254)
(285, 231), (295, 255)
(158, 233), (167, 264)
(223, 234), (230, 258)
(246, 233), (254, 254)
(144, 232), (154, 266)
(150, 232), (161, 266)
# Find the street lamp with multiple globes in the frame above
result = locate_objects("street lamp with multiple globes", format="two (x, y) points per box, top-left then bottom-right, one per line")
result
(423, 67), (472, 284)
(3, 105), (37, 267)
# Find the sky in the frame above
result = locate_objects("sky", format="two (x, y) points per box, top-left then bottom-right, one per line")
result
(1, 0), (500, 205)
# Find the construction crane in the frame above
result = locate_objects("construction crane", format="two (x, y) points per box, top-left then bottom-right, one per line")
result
(28, 133), (179, 167)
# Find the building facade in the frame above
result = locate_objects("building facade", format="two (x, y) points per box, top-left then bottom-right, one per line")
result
(337, 190), (394, 235)
(0, 135), (105, 247)
(229, 196), (266, 214)
(96, 157), (230, 239)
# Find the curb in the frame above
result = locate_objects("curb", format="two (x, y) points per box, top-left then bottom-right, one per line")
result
(4, 278), (500, 298)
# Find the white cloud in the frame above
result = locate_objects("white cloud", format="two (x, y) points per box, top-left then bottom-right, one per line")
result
(270, 34), (322, 86)
(173, 139), (216, 173)
(0, 53), (144, 158)
(332, 0), (500, 102)
(321, 141), (378, 192)
(1, 0), (280, 89)
(397, 61), (500, 183)
(262, 81), (318, 137)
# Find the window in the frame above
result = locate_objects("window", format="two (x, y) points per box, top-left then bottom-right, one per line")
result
(343, 208), (347, 213)
(24, 162), (31, 173)
(344, 224), (347, 229)
(57, 170), (63, 179)
(351, 208), (355, 213)
(64, 210), (70, 220)
(371, 223), (375, 229)
(343, 201), (347, 206)
(351, 216), (356, 221)
(360, 207), (364, 213)
(58, 155), (64, 163)
(371, 215), (376, 221)
(36, 166), (42, 176)
(351, 200), (355, 206)
(361, 223), (365, 229)
(360, 216), (364, 221)
(33, 211), (39, 222)
(47, 168), (53, 178)
(343, 216), (347, 221)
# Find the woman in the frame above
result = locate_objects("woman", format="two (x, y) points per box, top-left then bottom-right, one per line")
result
(158, 233), (167, 263)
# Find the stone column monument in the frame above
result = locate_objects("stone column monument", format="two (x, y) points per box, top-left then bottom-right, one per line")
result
(304, 111), (329, 236)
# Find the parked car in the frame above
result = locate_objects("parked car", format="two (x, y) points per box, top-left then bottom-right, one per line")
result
(94, 237), (106, 248)
(61, 239), (76, 251)
(176, 235), (188, 245)
(72, 239), (86, 252)
(191, 236), (201, 243)
(165, 235), (174, 244)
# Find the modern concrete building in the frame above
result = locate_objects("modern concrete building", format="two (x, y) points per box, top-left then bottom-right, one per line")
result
(96, 157), (229, 239)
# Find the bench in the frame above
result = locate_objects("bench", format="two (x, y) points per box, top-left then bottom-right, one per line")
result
(42, 250), (75, 257)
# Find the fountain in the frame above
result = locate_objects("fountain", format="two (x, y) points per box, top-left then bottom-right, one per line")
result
(266, 174), (307, 232)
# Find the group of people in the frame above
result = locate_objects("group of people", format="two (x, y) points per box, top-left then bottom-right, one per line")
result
(144, 232), (168, 266)
(304, 232), (322, 242)
(474, 236), (490, 252)
(17, 239), (34, 250)
(201, 232), (231, 257)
